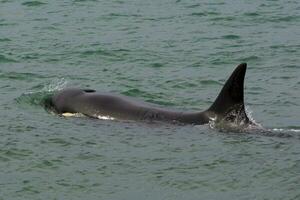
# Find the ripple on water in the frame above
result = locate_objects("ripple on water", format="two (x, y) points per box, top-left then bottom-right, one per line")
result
(0, 38), (11, 42)
(7, 125), (37, 133)
(0, 148), (34, 161)
(0, 71), (46, 81)
(244, 12), (260, 17)
(210, 16), (236, 22)
(46, 138), (73, 147)
(33, 159), (63, 170)
(149, 63), (165, 68)
(221, 35), (241, 40)
(239, 55), (261, 63)
(198, 80), (222, 86)
(80, 48), (129, 61)
(189, 10), (221, 18)
(21, 1), (47, 7)
(271, 16), (300, 23)
(0, 54), (16, 63)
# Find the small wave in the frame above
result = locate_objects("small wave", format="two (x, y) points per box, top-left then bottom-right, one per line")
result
(221, 34), (240, 40)
(240, 55), (261, 62)
(81, 49), (115, 56)
(107, 13), (142, 18)
(149, 63), (165, 68)
(188, 11), (219, 17)
(244, 12), (260, 17)
(0, 71), (45, 80)
(121, 88), (146, 97)
(0, 38), (11, 42)
(199, 80), (222, 86)
(272, 16), (300, 23)
(80, 48), (129, 61)
(210, 16), (235, 22)
(272, 128), (300, 133)
(0, 54), (16, 63)
(22, 1), (47, 7)
(190, 12), (207, 17)
(74, 0), (98, 2)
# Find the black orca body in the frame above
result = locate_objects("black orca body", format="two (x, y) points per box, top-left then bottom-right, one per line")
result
(49, 63), (251, 125)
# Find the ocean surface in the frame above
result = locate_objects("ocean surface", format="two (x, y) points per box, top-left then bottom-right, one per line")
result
(0, 0), (299, 199)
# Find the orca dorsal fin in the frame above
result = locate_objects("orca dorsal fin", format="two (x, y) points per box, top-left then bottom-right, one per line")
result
(208, 63), (247, 116)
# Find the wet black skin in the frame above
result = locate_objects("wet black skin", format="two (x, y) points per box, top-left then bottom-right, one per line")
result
(49, 63), (249, 125)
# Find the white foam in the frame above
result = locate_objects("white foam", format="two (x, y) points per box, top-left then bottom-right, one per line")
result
(208, 116), (217, 129)
(62, 112), (84, 117)
(96, 115), (115, 120)
(272, 128), (300, 133)
(245, 105), (263, 128)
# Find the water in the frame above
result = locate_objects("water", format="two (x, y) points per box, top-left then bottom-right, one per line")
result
(0, 0), (299, 199)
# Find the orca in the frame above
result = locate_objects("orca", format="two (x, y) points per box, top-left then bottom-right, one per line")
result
(47, 63), (252, 126)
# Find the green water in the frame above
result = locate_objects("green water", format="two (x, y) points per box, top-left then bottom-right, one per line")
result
(0, 0), (300, 199)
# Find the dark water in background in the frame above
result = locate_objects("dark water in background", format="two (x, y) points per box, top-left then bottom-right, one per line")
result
(0, 0), (299, 199)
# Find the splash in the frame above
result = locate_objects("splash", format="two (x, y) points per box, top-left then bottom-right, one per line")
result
(42, 78), (68, 92)
(207, 105), (299, 138)
(245, 105), (263, 128)
(15, 78), (68, 108)
(207, 104), (263, 133)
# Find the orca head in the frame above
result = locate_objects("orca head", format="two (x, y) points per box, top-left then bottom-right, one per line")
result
(51, 88), (86, 114)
